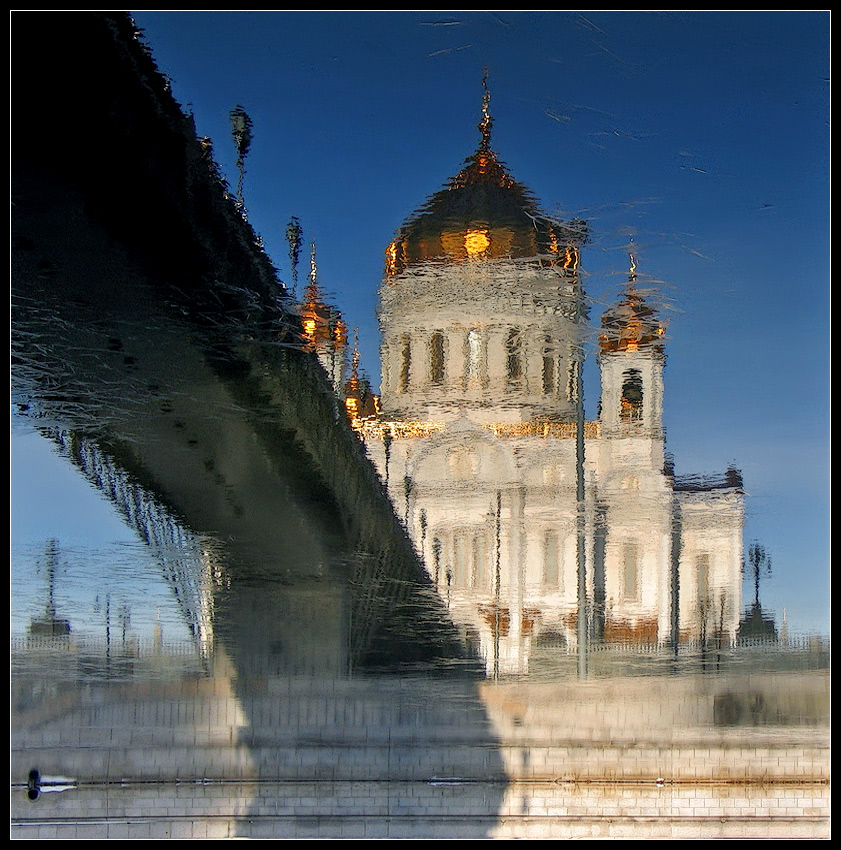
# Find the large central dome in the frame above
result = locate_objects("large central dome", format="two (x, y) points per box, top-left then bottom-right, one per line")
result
(385, 80), (586, 277)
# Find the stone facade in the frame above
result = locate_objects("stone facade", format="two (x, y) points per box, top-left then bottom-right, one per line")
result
(358, 121), (745, 675)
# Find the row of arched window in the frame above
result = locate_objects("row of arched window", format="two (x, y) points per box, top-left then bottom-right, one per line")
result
(430, 529), (565, 591)
(428, 530), (711, 604)
(394, 329), (576, 397)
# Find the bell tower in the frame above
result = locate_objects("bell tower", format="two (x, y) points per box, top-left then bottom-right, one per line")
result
(594, 255), (672, 643)
(598, 255), (667, 440)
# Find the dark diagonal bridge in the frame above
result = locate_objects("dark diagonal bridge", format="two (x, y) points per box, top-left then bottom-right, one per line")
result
(11, 12), (462, 675)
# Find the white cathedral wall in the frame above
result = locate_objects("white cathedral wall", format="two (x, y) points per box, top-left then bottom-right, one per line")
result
(362, 252), (744, 663)
(677, 490), (744, 641)
(361, 415), (742, 653)
(378, 261), (581, 424)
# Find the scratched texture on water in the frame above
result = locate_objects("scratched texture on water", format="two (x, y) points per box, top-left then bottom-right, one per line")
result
(11, 11), (828, 839)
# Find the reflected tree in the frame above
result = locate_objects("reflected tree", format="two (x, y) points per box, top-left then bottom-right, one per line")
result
(229, 105), (253, 212)
(746, 543), (771, 609)
(286, 216), (303, 298)
(738, 542), (777, 641)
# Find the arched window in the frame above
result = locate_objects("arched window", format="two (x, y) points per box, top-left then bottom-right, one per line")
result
(399, 335), (411, 392)
(429, 332), (445, 385)
(620, 369), (643, 422)
(506, 328), (523, 388)
(542, 336), (555, 395)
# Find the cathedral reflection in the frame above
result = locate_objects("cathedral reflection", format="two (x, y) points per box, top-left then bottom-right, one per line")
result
(333, 80), (744, 676)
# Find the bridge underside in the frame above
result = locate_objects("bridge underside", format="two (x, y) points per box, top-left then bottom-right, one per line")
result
(12, 13), (468, 675)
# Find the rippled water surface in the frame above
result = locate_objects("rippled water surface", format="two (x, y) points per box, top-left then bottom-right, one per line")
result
(11, 10), (828, 839)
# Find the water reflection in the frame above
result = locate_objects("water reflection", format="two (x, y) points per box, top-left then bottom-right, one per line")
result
(11, 12), (828, 839)
(356, 105), (747, 678)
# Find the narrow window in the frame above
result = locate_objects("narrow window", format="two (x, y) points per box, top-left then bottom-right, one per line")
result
(622, 543), (638, 600)
(466, 329), (482, 386)
(473, 533), (489, 589)
(542, 336), (555, 395)
(506, 328), (523, 388)
(453, 531), (470, 587)
(429, 332), (445, 385)
(697, 553), (710, 601)
(543, 530), (561, 587)
(432, 536), (442, 586)
(399, 335), (411, 392)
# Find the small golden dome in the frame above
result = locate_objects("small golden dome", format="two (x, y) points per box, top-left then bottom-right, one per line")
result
(599, 278), (666, 355)
(385, 74), (586, 277)
(300, 278), (346, 353)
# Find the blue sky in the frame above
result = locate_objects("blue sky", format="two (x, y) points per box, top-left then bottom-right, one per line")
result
(13, 12), (829, 633)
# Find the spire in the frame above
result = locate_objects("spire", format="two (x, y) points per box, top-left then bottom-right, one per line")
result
(301, 241), (346, 354)
(306, 241), (318, 302)
(348, 328), (361, 391)
(478, 67), (493, 152)
(599, 253), (666, 355)
(627, 236), (638, 285)
(344, 328), (379, 421)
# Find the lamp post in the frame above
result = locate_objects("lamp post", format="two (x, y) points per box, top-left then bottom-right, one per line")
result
(574, 252), (588, 681)
(28, 539), (71, 638)
(575, 349), (587, 681)
(494, 490), (501, 681)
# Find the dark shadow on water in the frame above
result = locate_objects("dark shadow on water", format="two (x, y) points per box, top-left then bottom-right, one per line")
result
(11, 13), (508, 835)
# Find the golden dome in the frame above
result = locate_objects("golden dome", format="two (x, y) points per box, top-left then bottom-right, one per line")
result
(599, 268), (666, 355)
(300, 272), (346, 353)
(385, 75), (587, 277)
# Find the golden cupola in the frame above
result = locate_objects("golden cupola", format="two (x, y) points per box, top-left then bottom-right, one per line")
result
(299, 242), (348, 394)
(599, 256), (666, 355)
(343, 330), (379, 422)
(384, 72), (587, 278)
(300, 244), (347, 355)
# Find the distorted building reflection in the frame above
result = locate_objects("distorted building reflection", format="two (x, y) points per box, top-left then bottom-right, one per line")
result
(299, 242), (349, 393)
(348, 81), (744, 675)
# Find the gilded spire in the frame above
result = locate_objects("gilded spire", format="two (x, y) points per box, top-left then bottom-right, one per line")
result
(349, 327), (361, 389)
(344, 327), (379, 421)
(301, 241), (339, 351)
(478, 68), (493, 151)
(307, 241), (318, 300)
(599, 253), (666, 355)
